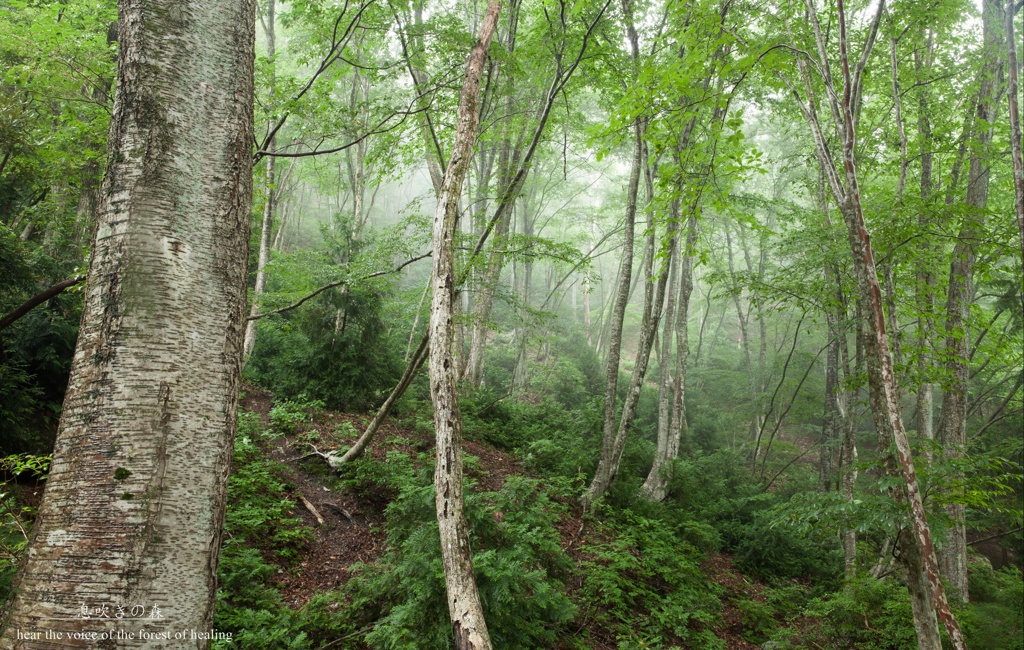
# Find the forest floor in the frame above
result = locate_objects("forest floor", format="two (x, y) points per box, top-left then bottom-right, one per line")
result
(238, 384), (800, 649)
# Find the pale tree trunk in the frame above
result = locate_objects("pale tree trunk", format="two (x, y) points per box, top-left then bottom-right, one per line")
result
(833, 0), (964, 643)
(641, 205), (680, 501)
(914, 29), (937, 455)
(937, 0), (1001, 603)
(838, 332), (859, 580)
(1008, 0), (1024, 260)
(642, 212), (698, 500)
(581, 121), (643, 511)
(0, 0), (254, 647)
(820, 291), (842, 490)
(786, 0), (966, 643)
(427, 2), (501, 647)
(832, 293), (859, 579)
(586, 140), (674, 506)
(243, 0), (276, 362)
(668, 225), (696, 460)
(512, 194), (534, 397)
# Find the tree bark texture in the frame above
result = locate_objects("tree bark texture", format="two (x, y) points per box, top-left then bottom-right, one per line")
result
(832, 0), (965, 644)
(427, 3), (501, 648)
(587, 169), (673, 507)
(937, 0), (1000, 603)
(641, 206), (681, 501)
(0, 1), (254, 647)
(641, 212), (697, 501)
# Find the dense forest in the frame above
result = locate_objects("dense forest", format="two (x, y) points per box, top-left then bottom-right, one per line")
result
(0, 0), (1022, 648)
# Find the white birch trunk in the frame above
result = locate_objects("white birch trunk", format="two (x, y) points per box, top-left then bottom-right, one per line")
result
(0, 1), (254, 648)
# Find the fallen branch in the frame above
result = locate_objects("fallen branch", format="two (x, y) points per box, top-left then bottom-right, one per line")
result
(299, 495), (325, 526)
(325, 502), (355, 523)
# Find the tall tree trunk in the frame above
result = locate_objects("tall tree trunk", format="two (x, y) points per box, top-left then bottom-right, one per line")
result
(786, 0), (966, 642)
(641, 204), (681, 501)
(937, 0), (1001, 603)
(833, 0), (965, 643)
(581, 118), (643, 511)
(428, 3), (501, 647)
(586, 139), (674, 507)
(512, 195), (534, 397)
(1008, 0), (1024, 259)
(838, 327), (859, 580)
(243, 0), (276, 362)
(914, 29), (937, 455)
(0, 1), (254, 647)
(642, 211), (697, 500)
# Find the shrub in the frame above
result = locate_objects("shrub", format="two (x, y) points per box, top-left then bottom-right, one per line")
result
(577, 510), (724, 648)
(343, 454), (576, 650)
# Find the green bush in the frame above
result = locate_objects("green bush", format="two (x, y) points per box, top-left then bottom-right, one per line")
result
(959, 565), (1024, 650)
(244, 283), (402, 412)
(577, 510), (724, 648)
(343, 453), (576, 650)
(801, 577), (917, 650)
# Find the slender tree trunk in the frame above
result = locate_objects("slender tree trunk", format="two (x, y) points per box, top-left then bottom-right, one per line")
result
(243, 0), (276, 362)
(512, 196), (534, 397)
(642, 211), (697, 500)
(0, 1), (254, 647)
(833, 0), (965, 643)
(641, 204), (680, 501)
(427, 3), (501, 647)
(581, 119), (643, 510)
(821, 307), (842, 491)
(587, 137), (674, 506)
(914, 29), (937, 455)
(938, 0), (1001, 603)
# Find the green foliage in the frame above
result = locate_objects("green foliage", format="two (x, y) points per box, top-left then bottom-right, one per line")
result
(0, 230), (82, 453)
(245, 279), (403, 412)
(800, 577), (917, 650)
(670, 451), (841, 584)
(343, 453), (575, 650)
(958, 565), (1024, 650)
(214, 411), (355, 649)
(461, 392), (600, 484)
(0, 453), (50, 600)
(225, 412), (314, 560)
(268, 397), (324, 437)
(577, 511), (724, 649)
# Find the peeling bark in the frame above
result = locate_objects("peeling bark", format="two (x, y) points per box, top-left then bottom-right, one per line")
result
(0, 1), (254, 647)
(427, 3), (501, 647)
